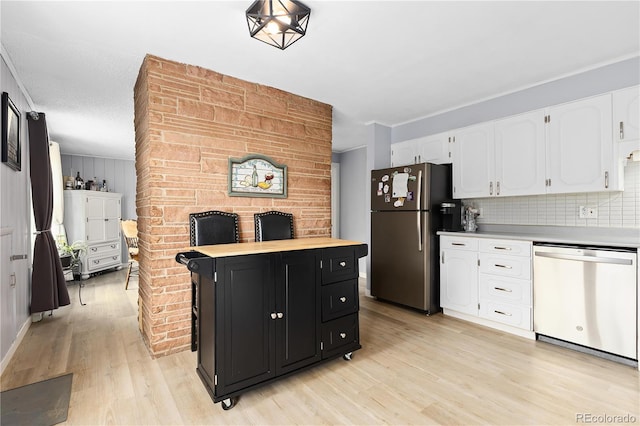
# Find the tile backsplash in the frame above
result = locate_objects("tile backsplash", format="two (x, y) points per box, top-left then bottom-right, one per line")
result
(466, 161), (640, 229)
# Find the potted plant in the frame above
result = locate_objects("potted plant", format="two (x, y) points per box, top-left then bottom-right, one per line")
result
(58, 240), (86, 280)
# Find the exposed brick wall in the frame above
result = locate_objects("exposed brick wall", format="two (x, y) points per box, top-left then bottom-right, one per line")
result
(133, 54), (333, 357)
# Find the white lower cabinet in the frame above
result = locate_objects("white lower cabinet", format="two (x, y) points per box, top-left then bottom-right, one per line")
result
(440, 235), (533, 336)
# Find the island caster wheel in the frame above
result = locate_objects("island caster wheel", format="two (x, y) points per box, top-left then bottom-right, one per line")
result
(221, 396), (238, 410)
(343, 352), (353, 361)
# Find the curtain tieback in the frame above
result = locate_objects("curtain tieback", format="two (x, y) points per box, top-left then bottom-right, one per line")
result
(34, 229), (51, 235)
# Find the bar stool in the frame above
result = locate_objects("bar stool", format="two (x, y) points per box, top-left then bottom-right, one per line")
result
(254, 211), (294, 242)
(189, 210), (239, 246)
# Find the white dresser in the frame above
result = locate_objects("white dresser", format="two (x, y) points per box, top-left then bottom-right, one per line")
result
(63, 190), (122, 279)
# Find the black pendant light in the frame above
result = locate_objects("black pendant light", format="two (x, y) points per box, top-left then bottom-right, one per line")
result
(246, 0), (311, 50)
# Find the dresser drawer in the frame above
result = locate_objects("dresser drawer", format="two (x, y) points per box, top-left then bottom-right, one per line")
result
(322, 279), (358, 322)
(321, 313), (359, 359)
(479, 239), (531, 257)
(87, 240), (120, 255)
(440, 236), (479, 251)
(479, 300), (532, 330)
(479, 274), (532, 306)
(479, 253), (531, 280)
(322, 247), (358, 285)
(87, 253), (121, 272)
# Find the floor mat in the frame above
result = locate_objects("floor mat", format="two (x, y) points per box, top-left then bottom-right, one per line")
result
(1, 373), (73, 426)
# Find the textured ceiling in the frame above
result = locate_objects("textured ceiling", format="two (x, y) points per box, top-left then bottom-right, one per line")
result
(2, 1), (639, 160)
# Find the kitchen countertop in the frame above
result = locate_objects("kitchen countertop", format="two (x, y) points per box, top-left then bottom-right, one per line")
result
(438, 224), (640, 249)
(186, 237), (367, 258)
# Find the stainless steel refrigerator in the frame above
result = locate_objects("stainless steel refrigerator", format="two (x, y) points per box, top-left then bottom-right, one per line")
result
(370, 163), (451, 313)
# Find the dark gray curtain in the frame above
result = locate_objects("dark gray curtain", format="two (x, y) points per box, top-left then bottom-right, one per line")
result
(27, 112), (70, 313)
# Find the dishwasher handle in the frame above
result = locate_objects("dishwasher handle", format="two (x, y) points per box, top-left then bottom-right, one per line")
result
(534, 251), (633, 266)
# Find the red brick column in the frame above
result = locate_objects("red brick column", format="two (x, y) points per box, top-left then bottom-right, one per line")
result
(133, 55), (333, 356)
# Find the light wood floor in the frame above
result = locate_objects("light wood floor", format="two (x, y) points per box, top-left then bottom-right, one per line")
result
(2, 271), (638, 425)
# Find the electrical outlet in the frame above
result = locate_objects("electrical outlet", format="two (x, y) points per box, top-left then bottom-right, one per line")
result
(578, 206), (598, 219)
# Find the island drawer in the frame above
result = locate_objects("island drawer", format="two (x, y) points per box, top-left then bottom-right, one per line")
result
(321, 247), (359, 284)
(321, 313), (359, 359)
(321, 279), (358, 322)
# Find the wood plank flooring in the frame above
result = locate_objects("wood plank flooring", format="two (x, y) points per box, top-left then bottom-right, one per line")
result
(1, 271), (638, 425)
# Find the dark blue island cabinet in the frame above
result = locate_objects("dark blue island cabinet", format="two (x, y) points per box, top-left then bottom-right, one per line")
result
(176, 238), (368, 410)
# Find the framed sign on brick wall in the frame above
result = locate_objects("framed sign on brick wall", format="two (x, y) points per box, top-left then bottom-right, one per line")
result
(228, 154), (287, 198)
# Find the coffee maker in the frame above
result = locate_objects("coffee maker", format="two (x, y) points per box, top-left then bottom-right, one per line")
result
(439, 201), (462, 231)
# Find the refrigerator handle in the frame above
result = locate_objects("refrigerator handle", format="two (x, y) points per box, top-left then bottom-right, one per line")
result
(417, 170), (423, 252)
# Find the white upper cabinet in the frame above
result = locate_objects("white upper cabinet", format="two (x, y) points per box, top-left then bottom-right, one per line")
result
(494, 109), (547, 197)
(417, 131), (451, 165)
(545, 93), (619, 194)
(452, 122), (494, 199)
(390, 139), (418, 167)
(613, 85), (640, 158)
(390, 132), (451, 167)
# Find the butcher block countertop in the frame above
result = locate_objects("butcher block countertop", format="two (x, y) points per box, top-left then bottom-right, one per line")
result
(191, 237), (367, 258)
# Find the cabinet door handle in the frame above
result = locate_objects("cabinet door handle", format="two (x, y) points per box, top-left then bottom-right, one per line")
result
(339, 333), (347, 339)
(494, 287), (512, 293)
(339, 297), (347, 303)
(494, 264), (512, 269)
(277, 312), (283, 319)
(605, 171), (609, 189)
(270, 313), (277, 320)
(494, 310), (512, 317)
(496, 181), (500, 196)
(489, 182), (493, 195)
(620, 121), (624, 139)
(339, 261), (346, 267)
(493, 246), (512, 251)
(451, 242), (466, 246)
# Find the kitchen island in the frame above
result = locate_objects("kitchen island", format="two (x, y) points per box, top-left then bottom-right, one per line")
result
(176, 237), (368, 409)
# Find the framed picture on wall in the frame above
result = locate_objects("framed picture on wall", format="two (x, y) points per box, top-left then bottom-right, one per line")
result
(228, 154), (287, 198)
(2, 92), (21, 171)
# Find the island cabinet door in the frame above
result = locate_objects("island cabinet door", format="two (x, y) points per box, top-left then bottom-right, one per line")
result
(216, 254), (276, 396)
(275, 250), (322, 375)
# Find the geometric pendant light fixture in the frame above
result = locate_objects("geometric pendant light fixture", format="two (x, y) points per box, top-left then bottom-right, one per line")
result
(246, 0), (311, 50)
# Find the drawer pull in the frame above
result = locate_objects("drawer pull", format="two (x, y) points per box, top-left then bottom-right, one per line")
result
(451, 242), (466, 246)
(112, 256), (118, 260)
(494, 246), (512, 251)
(93, 260), (100, 264)
(494, 264), (512, 269)
(494, 310), (512, 317)
(111, 244), (116, 248)
(339, 333), (347, 339)
(91, 247), (98, 252)
(339, 261), (346, 267)
(494, 287), (512, 293)
(340, 297), (347, 303)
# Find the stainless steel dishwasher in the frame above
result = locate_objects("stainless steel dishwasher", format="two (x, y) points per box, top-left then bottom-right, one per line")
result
(533, 243), (637, 360)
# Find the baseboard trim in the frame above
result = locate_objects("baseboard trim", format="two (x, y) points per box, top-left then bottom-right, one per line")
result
(0, 317), (31, 375)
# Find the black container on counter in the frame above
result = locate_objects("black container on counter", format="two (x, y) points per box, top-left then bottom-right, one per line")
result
(439, 201), (462, 231)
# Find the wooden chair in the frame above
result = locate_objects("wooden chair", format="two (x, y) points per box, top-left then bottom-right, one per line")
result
(121, 220), (139, 290)
(254, 211), (294, 242)
(189, 210), (239, 246)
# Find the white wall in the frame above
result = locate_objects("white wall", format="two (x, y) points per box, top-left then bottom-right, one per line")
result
(1, 52), (34, 372)
(337, 147), (367, 275)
